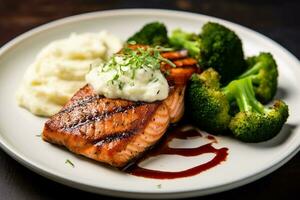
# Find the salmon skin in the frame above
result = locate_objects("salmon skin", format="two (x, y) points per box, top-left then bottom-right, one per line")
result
(42, 50), (198, 167)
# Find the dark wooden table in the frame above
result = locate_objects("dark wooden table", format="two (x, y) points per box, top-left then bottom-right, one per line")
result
(0, 0), (299, 199)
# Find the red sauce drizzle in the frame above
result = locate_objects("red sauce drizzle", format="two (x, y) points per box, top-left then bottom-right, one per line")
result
(127, 126), (228, 179)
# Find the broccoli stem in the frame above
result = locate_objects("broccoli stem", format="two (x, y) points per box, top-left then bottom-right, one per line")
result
(238, 61), (265, 79)
(182, 40), (200, 57)
(223, 77), (265, 113)
(169, 30), (200, 57)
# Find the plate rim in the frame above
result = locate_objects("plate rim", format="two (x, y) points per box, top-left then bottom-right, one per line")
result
(0, 8), (299, 199)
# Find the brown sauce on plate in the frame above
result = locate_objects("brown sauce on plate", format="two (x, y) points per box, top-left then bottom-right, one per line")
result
(126, 125), (228, 179)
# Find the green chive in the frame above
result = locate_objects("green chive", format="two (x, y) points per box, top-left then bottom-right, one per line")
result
(100, 45), (174, 87)
(65, 159), (74, 167)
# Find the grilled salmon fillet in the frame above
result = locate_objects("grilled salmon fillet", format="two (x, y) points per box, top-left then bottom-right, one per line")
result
(42, 50), (198, 167)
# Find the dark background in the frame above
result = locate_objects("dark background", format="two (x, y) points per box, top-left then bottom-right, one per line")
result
(0, 0), (299, 199)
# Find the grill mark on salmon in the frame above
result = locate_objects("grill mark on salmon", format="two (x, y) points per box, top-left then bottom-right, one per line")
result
(93, 130), (136, 146)
(60, 94), (103, 113)
(64, 101), (146, 130)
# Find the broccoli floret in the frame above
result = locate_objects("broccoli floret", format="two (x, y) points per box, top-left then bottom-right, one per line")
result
(127, 22), (169, 46)
(229, 100), (289, 142)
(239, 52), (278, 103)
(225, 78), (288, 142)
(169, 22), (246, 84)
(186, 68), (289, 142)
(186, 69), (231, 134)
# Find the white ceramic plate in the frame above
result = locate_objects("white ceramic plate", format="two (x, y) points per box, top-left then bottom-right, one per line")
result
(0, 9), (299, 199)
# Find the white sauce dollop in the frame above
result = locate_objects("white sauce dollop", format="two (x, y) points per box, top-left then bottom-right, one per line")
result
(86, 55), (169, 102)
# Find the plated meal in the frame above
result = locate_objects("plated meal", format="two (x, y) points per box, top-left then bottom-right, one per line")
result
(16, 20), (289, 178)
(1, 9), (299, 198)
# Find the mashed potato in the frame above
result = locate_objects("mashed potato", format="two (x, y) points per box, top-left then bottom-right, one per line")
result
(16, 31), (123, 117)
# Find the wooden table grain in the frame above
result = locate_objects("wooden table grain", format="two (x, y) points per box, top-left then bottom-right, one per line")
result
(0, 0), (299, 199)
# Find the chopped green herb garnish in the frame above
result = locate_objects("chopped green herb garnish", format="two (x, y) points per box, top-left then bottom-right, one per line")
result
(65, 159), (74, 167)
(129, 81), (135, 86)
(112, 74), (119, 81)
(99, 45), (175, 88)
(128, 40), (137, 45)
(165, 70), (170, 76)
(88, 64), (92, 73)
(118, 82), (125, 90)
(152, 78), (159, 82)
